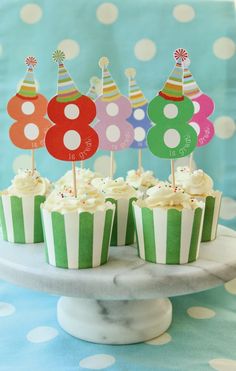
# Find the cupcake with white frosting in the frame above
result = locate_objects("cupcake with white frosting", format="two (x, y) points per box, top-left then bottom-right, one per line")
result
(56, 167), (102, 189)
(92, 177), (137, 246)
(41, 183), (115, 269)
(126, 168), (158, 193)
(173, 169), (222, 242)
(0, 169), (51, 243)
(133, 182), (205, 264)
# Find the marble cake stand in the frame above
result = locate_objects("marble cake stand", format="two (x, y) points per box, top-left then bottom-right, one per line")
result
(0, 225), (236, 345)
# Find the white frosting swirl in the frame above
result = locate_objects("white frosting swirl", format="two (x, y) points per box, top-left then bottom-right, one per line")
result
(126, 168), (158, 190)
(42, 183), (111, 214)
(180, 169), (214, 195)
(92, 177), (136, 200)
(169, 166), (191, 186)
(56, 167), (102, 188)
(3, 169), (51, 196)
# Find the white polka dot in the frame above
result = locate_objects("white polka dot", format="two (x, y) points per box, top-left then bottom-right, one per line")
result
(189, 121), (200, 136)
(214, 116), (235, 139)
(96, 3), (118, 24)
(220, 197), (236, 220)
(193, 101), (200, 114)
(133, 108), (145, 120)
(63, 130), (81, 150)
(79, 354), (115, 370)
(145, 332), (172, 345)
(173, 4), (195, 22)
(20, 4), (42, 24)
(24, 123), (39, 140)
(164, 129), (180, 148)
(106, 102), (119, 116)
(13, 154), (33, 173)
(163, 104), (178, 119)
(58, 39), (80, 60)
(213, 37), (236, 60)
(175, 156), (197, 170)
(187, 306), (216, 319)
(21, 101), (35, 115)
(27, 326), (58, 343)
(0, 302), (15, 317)
(94, 155), (117, 177)
(106, 124), (120, 142)
(225, 278), (236, 295)
(209, 358), (236, 371)
(134, 127), (146, 142)
(134, 39), (156, 61)
(64, 104), (80, 120)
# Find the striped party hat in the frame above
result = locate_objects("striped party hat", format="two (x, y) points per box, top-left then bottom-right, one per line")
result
(17, 56), (37, 99)
(99, 57), (121, 102)
(52, 50), (81, 103)
(87, 76), (101, 100)
(159, 48), (188, 101)
(125, 68), (148, 108)
(183, 58), (202, 99)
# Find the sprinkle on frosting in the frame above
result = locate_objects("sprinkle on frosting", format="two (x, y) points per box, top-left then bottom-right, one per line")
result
(92, 177), (136, 200)
(126, 168), (158, 190)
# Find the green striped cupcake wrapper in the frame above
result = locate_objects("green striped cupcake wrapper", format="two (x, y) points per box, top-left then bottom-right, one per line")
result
(0, 194), (45, 243)
(197, 191), (222, 242)
(106, 197), (137, 246)
(41, 204), (115, 269)
(133, 203), (205, 264)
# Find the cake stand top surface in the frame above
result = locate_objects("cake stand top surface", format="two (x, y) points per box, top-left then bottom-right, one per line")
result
(0, 225), (235, 300)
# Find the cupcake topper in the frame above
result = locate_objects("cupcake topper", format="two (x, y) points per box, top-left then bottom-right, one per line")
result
(86, 76), (101, 101)
(94, 57), (134, 178)
(125, 67), (152, 171)
(147, 48), (197, 187)
(7, 56), (52, 174)
(183, 57), (215, 172)
(45, 50), (99, 197)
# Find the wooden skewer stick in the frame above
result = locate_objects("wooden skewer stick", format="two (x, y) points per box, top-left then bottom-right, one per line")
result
(189, 152), (193, 173)
(138, 148), (142, 172)
(110, 151), (114, 179)
(31, 149), (35, 175)
(72, 161), (77, 198)
(171, 159), (175, 189)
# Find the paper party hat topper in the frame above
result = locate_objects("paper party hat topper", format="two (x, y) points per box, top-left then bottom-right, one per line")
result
(86, 76), (101, 101)
(7, 57), (51, 151)
(183, 58), (215, 147)
(125, 68), (148, 108)
(147, 48), (197, 159)
(45, 50), (98, 162)
(99, 56), (121, 102)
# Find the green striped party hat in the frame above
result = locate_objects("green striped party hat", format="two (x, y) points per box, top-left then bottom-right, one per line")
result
(17, 56), (38, 99)
(52, 50), (82, 103)
(125, 67), (147, 108)
(99, 57), (121, 102)
(86, 76), (101, 101)
(160, 48), (188, 101)
(183, 58), (201, 99)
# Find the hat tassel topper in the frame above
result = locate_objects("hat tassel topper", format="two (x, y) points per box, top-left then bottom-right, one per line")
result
(183, 57), (215, 172)
(94, 57), (134, 178)
(45, 50), (99, 197)
(125, 67), (151, 172)
(147, 48), (197, 188)
(7, 56), (52, 175)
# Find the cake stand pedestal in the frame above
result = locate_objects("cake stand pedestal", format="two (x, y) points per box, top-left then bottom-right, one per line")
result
(0, 225), (236, 345)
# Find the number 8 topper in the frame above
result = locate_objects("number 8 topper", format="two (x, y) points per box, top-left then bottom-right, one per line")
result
(45, 50), (99, 196)
(147, 49), (197, 187)
(7, 57), (52, 172)
(94, 57), (134, 177)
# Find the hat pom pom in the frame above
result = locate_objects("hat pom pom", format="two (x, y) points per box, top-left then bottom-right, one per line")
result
(183, 57), (191, 68)
(99, 56), (109, 69)
(90, 76), (101, 87)
(174, 48), (188, 62)
(52, 50), (65, 64)
(125, 68), (136, 79)
(25, 56), (37, 68)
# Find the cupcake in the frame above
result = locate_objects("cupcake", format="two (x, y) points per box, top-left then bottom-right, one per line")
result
(173, 169), (222, 242)
(133, 183), (205, 264)
(56, 167), (102, 188)
(41, 183), (115, 269)
(126, 168), (158, 193)
(92, 177), (137, 246)
(0, 169), (51, 243)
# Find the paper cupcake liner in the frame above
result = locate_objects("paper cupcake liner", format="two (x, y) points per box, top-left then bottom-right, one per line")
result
(0, 194), (45, 243)
(106, 197), (137, 246)
(41, 205), (115, 269)
(197, 191), (222, 242)
(133, 204), (204, 264)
